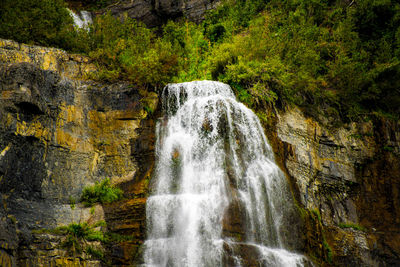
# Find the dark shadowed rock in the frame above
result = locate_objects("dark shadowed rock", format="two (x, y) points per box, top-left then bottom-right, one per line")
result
(100, 0), (221, 27)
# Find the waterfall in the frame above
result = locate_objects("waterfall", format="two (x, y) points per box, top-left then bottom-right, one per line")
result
(68, 9), (92, 30)
(144, 81), (307, 266)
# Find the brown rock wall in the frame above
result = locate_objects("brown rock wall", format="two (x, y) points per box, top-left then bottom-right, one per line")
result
(271, 107), (400, 266)
(0, 39), (156, 266)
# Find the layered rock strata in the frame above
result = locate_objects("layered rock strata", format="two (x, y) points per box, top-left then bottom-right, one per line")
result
(0, 39), (157, 266)
(269, 108), (400, 266)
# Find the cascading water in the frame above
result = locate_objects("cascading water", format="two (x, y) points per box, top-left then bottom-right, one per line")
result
(68, 9), (92, 30)
(144, 81), (308, 266)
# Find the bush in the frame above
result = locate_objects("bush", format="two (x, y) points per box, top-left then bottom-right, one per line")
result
(0, 0), (75, 48)
(45, 222), (104, 256)
(85, 13), (180, 88)
(80, 178), (123, 206)
(33, 221), (112, 258)
(1, 0), (398, 121)
(201, 0), (400, 120)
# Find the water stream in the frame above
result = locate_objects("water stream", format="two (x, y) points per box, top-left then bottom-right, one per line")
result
(144, 81), (307, 266)
(68, 9), (92, 30)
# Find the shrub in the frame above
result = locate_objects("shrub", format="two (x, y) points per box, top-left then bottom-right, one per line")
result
(202, 0), (400, 120)
(49, 222), (103, 255)
(80, 178), (123, 206)
(2, 0), (399, 121)
(0, 0), (75, 48)
(86, 13), (180, 88)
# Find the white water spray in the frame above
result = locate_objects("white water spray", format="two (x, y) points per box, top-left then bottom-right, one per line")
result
(144, 81), (307, 266)
(68, 9), (92, 30)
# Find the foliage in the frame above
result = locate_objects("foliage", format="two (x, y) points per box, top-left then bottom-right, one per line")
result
(202, 0), (269, 41)
(57, 222), (105, 241)
(338, 222), (367, 232)
(1, 0), (399, 121)
(32, 221), (138, 260)
(0, 0), (75, 48)
(86, 245), (104, 260)
(48, 222), (105, 256)
(323, 239), (333, 263)
(162, 20), (211, 82)
(200, 0), (400, 120)
(86, 13), (179, 88)
(311, 208), (322, 222)
(80, 178), (123, 207)
(69, 196), (76, 210)
(383, 145), (395, 152)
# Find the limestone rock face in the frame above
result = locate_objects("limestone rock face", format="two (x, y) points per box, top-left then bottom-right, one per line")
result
(0, 39), (156, 266)
(273, 107), (400, 266)
(101, 0), (221, 27)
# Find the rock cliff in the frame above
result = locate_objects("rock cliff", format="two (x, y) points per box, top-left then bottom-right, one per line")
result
(0, 39), (157, 266)
(266, 108), (400, 266)
(99, 0), (220, 27)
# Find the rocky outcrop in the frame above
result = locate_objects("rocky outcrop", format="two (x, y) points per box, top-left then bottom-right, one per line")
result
(270, 107), (400, 266)
(0, 39), (157, 266)
(101, 0), (221, 27)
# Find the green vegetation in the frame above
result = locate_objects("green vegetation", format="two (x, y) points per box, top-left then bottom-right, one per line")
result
(201, 0), (400, 121)
(323, 239), (333, 263)
(86, 245), (104, 260)
(383, 145), (395, 152)
(80, 178), (123, 206)
(85, 14), (179, 88)
(33, 222), (106, 257)
(338, 222), (367, 231)
(69, 196), (76, 210)
(0, 0), (399, 121)
(311, 208), (322, 222)
(58, 222), (105, 242)
(0, 0), (76, 48)
(32, 220), (135, 259)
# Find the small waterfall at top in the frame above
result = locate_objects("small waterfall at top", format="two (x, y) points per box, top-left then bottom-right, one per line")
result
(68, 9), (92, 30)
(144, 81), (308, 266)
